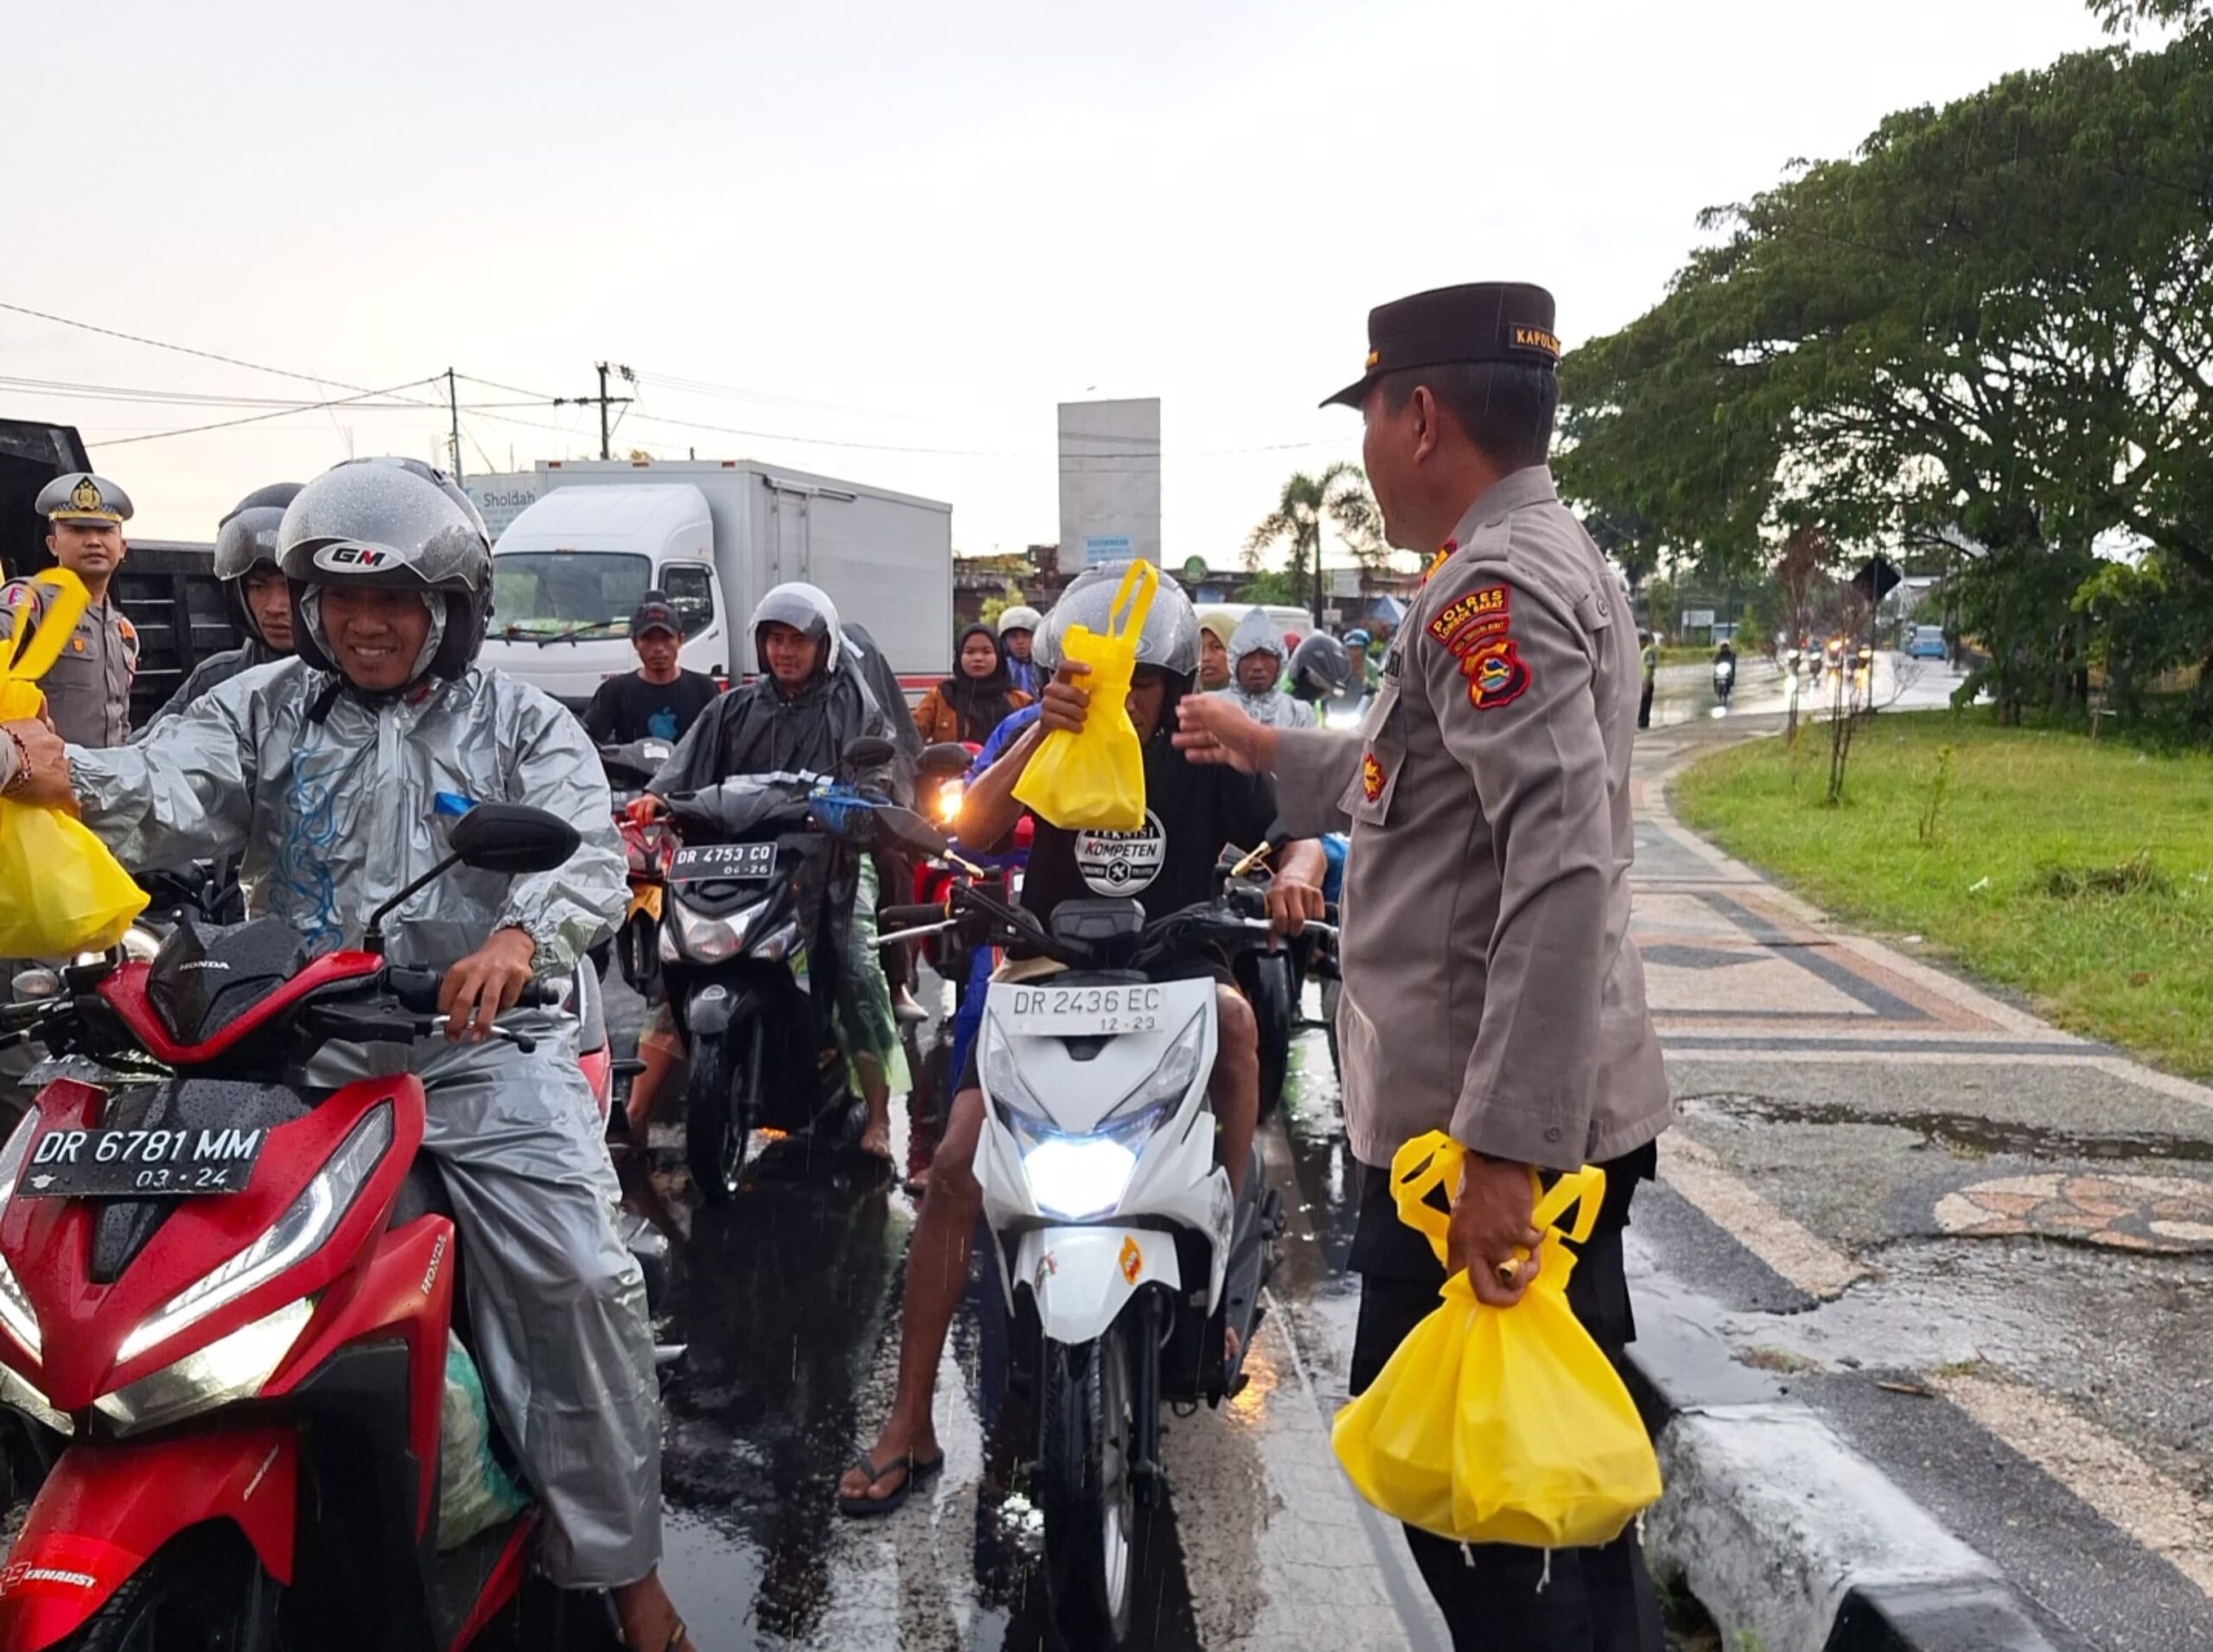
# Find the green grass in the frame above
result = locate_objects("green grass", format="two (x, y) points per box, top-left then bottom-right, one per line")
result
(1673, 711), (2213, 1078)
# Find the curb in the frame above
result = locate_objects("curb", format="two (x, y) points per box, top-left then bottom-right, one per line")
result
(1624, 1280), (2065, 1652)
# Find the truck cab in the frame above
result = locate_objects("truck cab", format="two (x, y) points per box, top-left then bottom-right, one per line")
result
(477, 483), (727, 709)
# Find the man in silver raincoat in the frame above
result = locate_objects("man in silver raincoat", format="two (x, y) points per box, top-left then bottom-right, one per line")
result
(1223, 606), (1318, 730)
(2, 457), (692, 1651)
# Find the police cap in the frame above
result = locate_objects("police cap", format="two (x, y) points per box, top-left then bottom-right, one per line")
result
(35, 472), (134, 526)
(1321, 282), (1559, 410)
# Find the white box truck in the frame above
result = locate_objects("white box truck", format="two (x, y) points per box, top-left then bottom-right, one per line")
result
(470, 459), (953, 707)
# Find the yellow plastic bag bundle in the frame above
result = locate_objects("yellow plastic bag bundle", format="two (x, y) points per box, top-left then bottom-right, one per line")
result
(1331, 1132), (1662, 1550)
(0, 569), (148, 957)
(1012, 559), (1156, 831)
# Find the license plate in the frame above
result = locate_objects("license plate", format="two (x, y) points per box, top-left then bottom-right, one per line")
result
(17, 1125), (268, 1198)
(1003, 983), (1166, 1036)
(668, 843), (777, 881)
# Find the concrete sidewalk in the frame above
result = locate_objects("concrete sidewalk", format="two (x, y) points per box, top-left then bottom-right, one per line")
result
(1629, 715), (2213, 1650)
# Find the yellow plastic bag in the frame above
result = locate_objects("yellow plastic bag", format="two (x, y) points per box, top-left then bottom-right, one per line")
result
(0, 569), (148, 957)
(1331, 1132), (1662, 1549)
(1012, 560), (1156, 831)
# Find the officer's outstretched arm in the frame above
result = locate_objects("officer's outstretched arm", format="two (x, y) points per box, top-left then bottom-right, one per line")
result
(1419, 565), (1611, 1171)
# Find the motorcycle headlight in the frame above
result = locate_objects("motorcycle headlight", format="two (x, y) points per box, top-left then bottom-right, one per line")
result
(1021, 1135), (1138, 1221)
(95, 1297), (311, 1437)
(1101, 1011), (1207, 1130)
(0, 1109), (44, 1358)
(670, 898), (765, 964)
(114, 1103), (391, 1367)
(979, 1019), (1050, 1126)
(936, 780), (965, 826)
(0, 1362), (69, 1436)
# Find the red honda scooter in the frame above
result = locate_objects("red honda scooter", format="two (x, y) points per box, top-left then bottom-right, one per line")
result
(0, 803), (630, 1652)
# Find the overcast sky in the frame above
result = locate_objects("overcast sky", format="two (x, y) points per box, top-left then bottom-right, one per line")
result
(3, 0), (2118, 566)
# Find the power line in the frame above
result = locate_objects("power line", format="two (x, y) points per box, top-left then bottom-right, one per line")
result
(98, 378), (444, 446)
(0, 373), (545, 411)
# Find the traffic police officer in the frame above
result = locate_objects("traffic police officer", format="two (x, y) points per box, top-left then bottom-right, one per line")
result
(3, 473), (140, 747)
(1177, 282), (1669, 1650)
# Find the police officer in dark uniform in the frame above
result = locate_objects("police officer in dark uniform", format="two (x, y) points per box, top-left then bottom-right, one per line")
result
(3, 474), (140, 747)
(1178, 283), (1669, 1650)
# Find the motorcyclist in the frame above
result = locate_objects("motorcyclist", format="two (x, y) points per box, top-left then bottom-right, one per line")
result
(998, 603), (1045, 698)
(1197, 609), (1237, 692)
(835, 564), (1326, 1518)
(1342, 626), (1377, 693)
(1, 457), (691, 1651)
(137, 481), (303, 734)
(630, 583), (909, 1156)
(1286, 631), (1354, 706)
(1223, 606), (1317, 730)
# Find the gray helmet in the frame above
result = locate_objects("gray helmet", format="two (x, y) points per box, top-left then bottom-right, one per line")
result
(1034, 561), (1200, 684)
(278, 457), (493, 685)
(1288, 632), (1353, 700)
(997, 603), (1043, 639)
(748, 581), (843, 679)
(213, 481), (303, 647)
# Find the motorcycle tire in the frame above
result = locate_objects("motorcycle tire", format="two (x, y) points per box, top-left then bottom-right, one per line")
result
(61, 1528), (281, 1651)
(686, 1021), (762, 1204)
(616, 912), (661, 1002)
(1036, 1324), (1138, 1649)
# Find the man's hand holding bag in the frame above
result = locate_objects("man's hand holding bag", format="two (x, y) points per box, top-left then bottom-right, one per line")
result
(1012, 560), (1156, 832)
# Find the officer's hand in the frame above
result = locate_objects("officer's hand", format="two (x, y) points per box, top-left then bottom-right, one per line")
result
(1265, 872), (1325, 938)
(1172, 695), (1277, 775)
(439, 928), (537, 1043)
(1449, 1153), (1545, 1307)
(1039, 661), (1092, 736)
(1, 718), (75, 813)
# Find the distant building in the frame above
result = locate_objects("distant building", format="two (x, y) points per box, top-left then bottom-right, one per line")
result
(1057, 399), (1160, 571)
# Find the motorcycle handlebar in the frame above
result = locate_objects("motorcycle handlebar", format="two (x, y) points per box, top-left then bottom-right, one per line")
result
(880, 903), (950, 930)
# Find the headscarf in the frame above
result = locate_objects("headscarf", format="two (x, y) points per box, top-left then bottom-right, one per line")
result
(940, 622), (1022, 743)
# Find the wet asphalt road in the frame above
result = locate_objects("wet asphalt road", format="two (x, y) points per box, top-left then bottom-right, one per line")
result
(602, 974), (1446, 1652)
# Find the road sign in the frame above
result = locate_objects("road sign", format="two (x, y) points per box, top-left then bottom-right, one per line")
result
(1182, 555), (1208, 584)
(1681, 609), (1717, 629)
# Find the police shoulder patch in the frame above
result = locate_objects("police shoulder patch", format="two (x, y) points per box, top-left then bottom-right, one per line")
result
(1427, 584), (1511, 656)
(1457, 635), (1532, 711)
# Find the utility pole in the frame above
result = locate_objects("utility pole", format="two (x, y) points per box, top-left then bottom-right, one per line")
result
(446, 368), (464, 484)
(1311, 519), (1326, 630)
(553, 362), (635, 461)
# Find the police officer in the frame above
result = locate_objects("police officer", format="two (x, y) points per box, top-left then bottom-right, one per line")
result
(3, 474), (140, 747)
(1177, 282), (1669, 1650)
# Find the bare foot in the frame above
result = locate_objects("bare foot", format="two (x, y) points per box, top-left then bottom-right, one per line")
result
(614, 1570), (692, 1651)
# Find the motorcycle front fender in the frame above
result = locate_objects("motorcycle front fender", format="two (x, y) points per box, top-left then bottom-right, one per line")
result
(1015, 1228), (1182, 1348)
(0, 1426), (297, 1649)
(629, 885), (664, 924)
(686, 982), (760, 1040)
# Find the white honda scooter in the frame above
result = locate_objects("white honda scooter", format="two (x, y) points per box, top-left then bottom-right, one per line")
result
(880, 879), (1315, 1649)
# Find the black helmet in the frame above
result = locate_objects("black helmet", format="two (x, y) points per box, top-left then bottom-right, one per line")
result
(277, 457), (493, 686)
(213, 482), (303, 647)
(1288, 632), (1353, 701)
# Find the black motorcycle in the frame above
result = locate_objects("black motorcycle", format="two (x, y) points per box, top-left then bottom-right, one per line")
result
(658, 738), (937, 1201)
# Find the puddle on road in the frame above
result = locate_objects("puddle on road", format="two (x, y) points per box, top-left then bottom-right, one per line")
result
(1679, 1091), (2213, 1164)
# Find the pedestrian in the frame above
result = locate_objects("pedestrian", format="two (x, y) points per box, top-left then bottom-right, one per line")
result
(1637, 628), (1656, 730)
(997, 604), (1044, 698)
(911, 622), (1032, 744)
(1176, 281), (1670, 1651)
(581, 590), (721, 747)
(2, 473), (140, 748)
(1198, 609), (1237, 692)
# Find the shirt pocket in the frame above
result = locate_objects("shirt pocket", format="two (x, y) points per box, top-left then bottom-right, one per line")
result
(1337, 673), (1404, 826)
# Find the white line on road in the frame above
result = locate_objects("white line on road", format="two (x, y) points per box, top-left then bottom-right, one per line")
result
(1932, 1372), (2213, 1598)
(1657, 1132), (1871, 1300)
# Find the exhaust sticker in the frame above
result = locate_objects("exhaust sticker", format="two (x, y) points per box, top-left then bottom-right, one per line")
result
(0, 1534), (142, 1599)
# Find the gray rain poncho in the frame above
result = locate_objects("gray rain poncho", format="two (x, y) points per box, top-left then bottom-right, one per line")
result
(69, 660), (662, 1590)
(1223, 607), (1317, 730)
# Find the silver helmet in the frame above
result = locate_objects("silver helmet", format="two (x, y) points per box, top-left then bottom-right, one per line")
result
(747, 581), (843, 679)
(996, 603), (1043, 639)
(1034, 562), (1200, 683)
(213, 481), (303, 647)
(278, 457), (493, 685)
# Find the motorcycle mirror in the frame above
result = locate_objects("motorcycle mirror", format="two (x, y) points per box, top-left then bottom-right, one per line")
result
(842, 736), (896, 771)
(870, 803), (949, 858)
(450, 803), (583, 876)
(918, 742), (973, 780)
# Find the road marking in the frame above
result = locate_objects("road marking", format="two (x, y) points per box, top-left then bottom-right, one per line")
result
(1932, 1373), (2213, 1598)
(1657, 1133), (1870, 1300)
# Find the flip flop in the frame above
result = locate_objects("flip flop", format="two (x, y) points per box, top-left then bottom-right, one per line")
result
(837, 1450), (944, 1518)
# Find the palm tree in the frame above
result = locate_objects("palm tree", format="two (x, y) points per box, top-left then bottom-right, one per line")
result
(1243, 463), (1386, 623)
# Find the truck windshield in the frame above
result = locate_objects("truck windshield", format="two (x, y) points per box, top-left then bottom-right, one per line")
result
(492, 552), (650, 639)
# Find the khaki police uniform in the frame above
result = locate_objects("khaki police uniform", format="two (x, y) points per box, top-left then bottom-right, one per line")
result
(1280, 284), (1669, 1650)
(3, 474), (139, 749)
